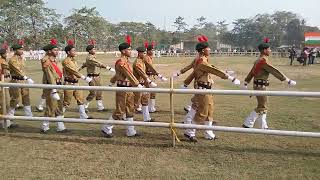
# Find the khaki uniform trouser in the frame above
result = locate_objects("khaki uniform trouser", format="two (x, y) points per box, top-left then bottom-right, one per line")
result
(193, 94), (214, 124)
(254, 85), (268, 113)
(9, 79), (30, 108)
(86, 76), (102, 101)
(134, 91), (150, 108)
(63, 82), (84, 106)
(112, 91), (134, 120)
(41, 89), (46, 99)
(44, 89), (64, 117)
(191, 95), (199, 111)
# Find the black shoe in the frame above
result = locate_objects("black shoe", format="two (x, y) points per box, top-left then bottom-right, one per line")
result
(145, 118), (155, 122)
(184, 107), (190, 113)
(97, 109), (108, 112)
(57, 129), (70, 133)
(16, 105), (23, 110)
(212, 121), (218, 125)
(135, 109), (142, 114)
(86, 116), (93, 119)
(128, 133), (141, 137)
(40, 129), (48, 134)
(184, 133), (198, 142)
(36, 107), (44, 112)
(8, 124), (19, 129)
(206, 136), (218, 141)
(101, 130), (113, 138)
(242, 124), (250, 128)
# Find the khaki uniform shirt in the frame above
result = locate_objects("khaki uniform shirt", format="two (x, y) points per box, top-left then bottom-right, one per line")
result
(62, 56), (83, 80)
(244, 55), (287, 83)
(0, 57), (10, 79)
(133, 56), (150, 86)
(193, 56), (228, 88)
(81, 54), (106, 74)
(112, 57), (139, 86)
(8, 54), (26, 78)
(144, 55), (158, 76)
(41, 55), (62, 85)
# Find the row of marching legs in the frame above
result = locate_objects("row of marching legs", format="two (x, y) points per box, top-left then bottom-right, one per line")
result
(182, 102), (268, 142)
(3, 94), (268, 141)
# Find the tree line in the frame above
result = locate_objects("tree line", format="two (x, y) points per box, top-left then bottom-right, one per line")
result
(0, 0), (318, 51)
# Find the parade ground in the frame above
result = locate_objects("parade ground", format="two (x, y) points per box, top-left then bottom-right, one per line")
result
(0, 55), (319, 179)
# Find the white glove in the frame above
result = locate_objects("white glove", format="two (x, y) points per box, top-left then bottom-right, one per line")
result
(85, 77), (92, 83)
(180, 84), (188, 89)
(233, 78), (241, 85)
(287, 79), (296, 86)
(81, 75), (92, 83)
(27, 78), (34, 84)
(149, 81), (157, 88)
(225, 70), (235, 76)
(146, 78), (157, 88)
(106, 66), (116, 72)
(137, 84), (143, 88)
(158, 74), (168, 81)
(227, 75), (240, 85)
(241, 82), (248, 90)
(172, 71), (181, 78)
(51, 89), (60, 101)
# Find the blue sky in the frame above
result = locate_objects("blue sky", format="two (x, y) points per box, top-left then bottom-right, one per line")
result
(45, 0), (320, 30)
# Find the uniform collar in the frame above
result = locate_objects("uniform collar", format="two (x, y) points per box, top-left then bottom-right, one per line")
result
(48, 55), (56, 62)
(120, 55), (129, 61)
(14, 54), (22, 58)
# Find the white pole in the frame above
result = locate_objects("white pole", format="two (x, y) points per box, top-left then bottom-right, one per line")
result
(1, 115), (320, 138)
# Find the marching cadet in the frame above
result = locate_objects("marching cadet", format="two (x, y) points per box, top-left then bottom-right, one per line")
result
(101, 35), (143, 138)
(6, 40), (34, 128)
(133, 46), (157, 122)
(0, 42), (11, 128)
(62, 40), (93, 119)
(183, 35), (241, 142)
(144, 41), (167, 113)
(80, 39), (115, 111)
(36, 45), (50, 112)
(242, 38), (296, 129)
(172, 54), (198, 113)
(40, 39), (67, 133)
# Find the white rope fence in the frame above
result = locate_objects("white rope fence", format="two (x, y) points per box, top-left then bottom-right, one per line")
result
(1, 82), (320, 147)
(1, 83), (320, 97)
(1, 116), (320, 138)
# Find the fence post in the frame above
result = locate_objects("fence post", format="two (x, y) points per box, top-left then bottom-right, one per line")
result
(1, 75), (7, 134)
(170, 77), (176, 147)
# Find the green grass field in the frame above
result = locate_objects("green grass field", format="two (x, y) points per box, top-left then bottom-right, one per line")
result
(0, 54), (319, 179)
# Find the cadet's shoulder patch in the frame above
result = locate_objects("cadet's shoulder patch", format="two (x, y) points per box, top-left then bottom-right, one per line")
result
(252, 58), (267, 75)
(41, 59), (50, 68)
(115, 59), (125, 66)
(195, 57), (203, 65)
(87, 54), (95, 60)
(258, 58), (267, 65)
(137, 62), (143, 69)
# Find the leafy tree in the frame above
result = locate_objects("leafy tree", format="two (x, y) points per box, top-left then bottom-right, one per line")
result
(64, 7), (112, 50)
(0, 0), (60, 49)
